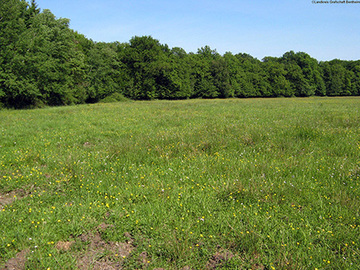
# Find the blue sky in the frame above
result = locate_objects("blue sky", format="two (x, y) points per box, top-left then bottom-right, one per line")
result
(35, 0), (360, 61)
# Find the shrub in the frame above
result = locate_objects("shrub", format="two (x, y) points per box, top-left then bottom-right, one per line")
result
(99, 92), (131, 103)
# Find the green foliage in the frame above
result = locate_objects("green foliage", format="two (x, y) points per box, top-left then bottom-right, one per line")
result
(99, 92), (130, 103)
(0, 1), (360, 109)
(0, 2), (88, 108)
(86, 42), (128, 102)
(262, 59), (293, 97)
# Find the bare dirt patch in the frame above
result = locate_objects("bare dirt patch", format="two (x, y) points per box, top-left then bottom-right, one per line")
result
(0, 189), (28, 210)
(206, 248), (267, 270)
(76, 226), (134, 270)
(1, 249), (29, 270)
(206, 249), (234, 269)
(97, 223), (115, 231)
(55, 241), (74, 252)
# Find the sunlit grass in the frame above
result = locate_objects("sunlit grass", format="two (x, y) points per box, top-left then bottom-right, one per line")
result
(0, 97), (359, 269)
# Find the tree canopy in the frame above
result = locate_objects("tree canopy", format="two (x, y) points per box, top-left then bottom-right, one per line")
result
(1, 0), (360, 108)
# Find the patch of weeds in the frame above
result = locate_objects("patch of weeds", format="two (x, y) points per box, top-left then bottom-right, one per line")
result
(99, 92), (131, 103)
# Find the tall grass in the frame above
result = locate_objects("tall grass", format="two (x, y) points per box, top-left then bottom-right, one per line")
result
(0, 97), (359, 269)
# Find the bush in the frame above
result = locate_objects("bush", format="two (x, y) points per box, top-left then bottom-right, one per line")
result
(99, 92), (131, 103)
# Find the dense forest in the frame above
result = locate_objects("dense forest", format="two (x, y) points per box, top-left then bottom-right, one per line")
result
(1, 0), (360, 108)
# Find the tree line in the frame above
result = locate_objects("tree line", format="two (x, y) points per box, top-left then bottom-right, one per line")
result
(1, 0), (360, 108)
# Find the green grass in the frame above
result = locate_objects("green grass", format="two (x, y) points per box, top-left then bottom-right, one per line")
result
(0, 97), (359, 269)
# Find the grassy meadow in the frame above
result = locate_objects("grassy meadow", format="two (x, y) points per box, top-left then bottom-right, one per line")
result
(0, 97), (359, 269)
